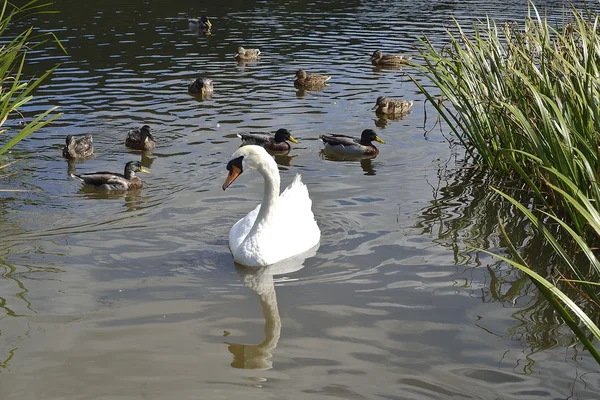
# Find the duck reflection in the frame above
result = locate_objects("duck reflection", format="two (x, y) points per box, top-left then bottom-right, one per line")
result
(226, 246), (317, 370)
(140, 151), (155, 169)
(319, 149), (378, 175)
(271, 150), (297, 167)
(374, 113), (408, 128)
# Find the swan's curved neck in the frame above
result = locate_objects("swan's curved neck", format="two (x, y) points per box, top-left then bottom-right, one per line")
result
(250, 161), (280, 233)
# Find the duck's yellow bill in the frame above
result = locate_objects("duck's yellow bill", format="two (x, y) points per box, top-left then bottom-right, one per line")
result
(289, 136), (299, 144)
(140, 167), (151, 174)
(223, 165), (241, 190)
(371, 104), (379, 110)
(375, 136), (385, 144)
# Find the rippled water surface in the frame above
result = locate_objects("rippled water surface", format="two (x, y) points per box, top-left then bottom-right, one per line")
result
(1, 0), (599, 398)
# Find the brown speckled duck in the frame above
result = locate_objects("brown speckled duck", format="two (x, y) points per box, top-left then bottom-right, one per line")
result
(370, 50), (412, 67)
(62, 134), (94, 159)
(320, 129), (385, 156)
(234, 47), (261, 61)
(70, 161), (150, 191)
(237, 128), (298, 152)
(294, 69), (331, 88)
(372, 96), (413, 115)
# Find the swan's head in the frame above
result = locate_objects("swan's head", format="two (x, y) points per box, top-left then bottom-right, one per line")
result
(222, 145), (274, 190)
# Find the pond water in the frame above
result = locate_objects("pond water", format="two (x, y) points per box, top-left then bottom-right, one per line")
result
(1, 0), (599, 398)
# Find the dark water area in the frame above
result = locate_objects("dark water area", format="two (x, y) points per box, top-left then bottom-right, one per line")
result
(1, 0), (599, 398)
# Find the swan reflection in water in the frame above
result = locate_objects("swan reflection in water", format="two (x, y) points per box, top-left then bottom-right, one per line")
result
(225, 245), (318, 370)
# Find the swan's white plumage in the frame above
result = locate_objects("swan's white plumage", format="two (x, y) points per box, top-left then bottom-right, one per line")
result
(225, 146), (320, 267)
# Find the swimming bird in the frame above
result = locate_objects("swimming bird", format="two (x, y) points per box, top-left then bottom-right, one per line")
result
(370, 50), (412, 67)
(372, 96), (413, 115)
(222, 145), (320, 267)
(62, 134), (94, 159)
(70, 161), (150, 191)
(320, 129), (385, 156)
(188, 16), (212, 32)
(294, 69), (331, 88)
(125, 125), (156, 151)
(237, 128), (298, 152)
(234, 47), (261, 61)
(188, 77), (214, 96)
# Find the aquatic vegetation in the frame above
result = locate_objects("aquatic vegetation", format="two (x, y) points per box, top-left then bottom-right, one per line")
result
(413, 3), (600, 362)
(0, 0), (63, 161)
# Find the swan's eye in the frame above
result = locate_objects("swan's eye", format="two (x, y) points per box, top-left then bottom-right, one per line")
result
(226, 155), (244, 174)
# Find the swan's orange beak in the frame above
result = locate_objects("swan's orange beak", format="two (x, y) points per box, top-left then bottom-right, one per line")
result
(222, 165), (242, 190)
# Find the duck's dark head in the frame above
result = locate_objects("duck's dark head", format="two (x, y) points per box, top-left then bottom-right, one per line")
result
(371, 50), (382, 61)
(65, 135), (74, 146)
(201, 16), (212, 27)
(274, 128), (298, 144)
(360, 129), (385, 145)
(124, 161), (151, 178)
(140, 125), (155, 141)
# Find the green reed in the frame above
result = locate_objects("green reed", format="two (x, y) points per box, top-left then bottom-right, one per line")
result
(412, 3), (600, 361)
(0, 0), (63, 158)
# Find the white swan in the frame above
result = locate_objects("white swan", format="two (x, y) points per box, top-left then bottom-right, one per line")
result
(222, 145), (320, 267)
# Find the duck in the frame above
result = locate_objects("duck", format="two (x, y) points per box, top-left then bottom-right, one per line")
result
(372, 96), (414, 115)
(222, 145), (320, 267)
(70, 161), (150, 191)
(188, 77), (214, 96)
(294, 69), (331, 88)
(237, 128), (298, 152)
(320, 129), (385, 156)
(62, 134), (94, 159)
(188, 16), (212, 32)
(125, 125), (156, 151)
(234, 47), (261, 61)
(370, 50), (412, 67)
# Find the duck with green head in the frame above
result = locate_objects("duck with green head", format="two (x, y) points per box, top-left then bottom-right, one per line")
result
(237, 128), (299, 152)
(189, 16), (212, 32)
(320, 129), (385, 156)
(188, 77), (213, 97)
(71, 161), (150, 191)
(126, 125), (156, 151)
(62, 134), (94, 159)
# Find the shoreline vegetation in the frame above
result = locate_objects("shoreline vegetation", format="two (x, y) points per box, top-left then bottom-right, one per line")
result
(413, 2), (600, 363)
(0, 0), (63, 183)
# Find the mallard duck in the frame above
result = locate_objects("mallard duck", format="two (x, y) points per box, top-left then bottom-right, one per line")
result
(234, 47), (261, 61)
(294, 69), (331, 88)
(370, 50), (412, 66)
(125, 125), (156, 151)
(70, 161), (150, 191)
(237, 128), (298, 152)
(188, 77), (213, 96)
(320, 129), (385, 156)
(188, 16), (212, 31)
(62, 134), (94, 159)
(372, 96), (414, 115)
(222, 145), (320, 267)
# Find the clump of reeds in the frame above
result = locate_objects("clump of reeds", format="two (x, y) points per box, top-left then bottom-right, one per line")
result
(0, 0), (63, 158)
(412, 3), (600, 363)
